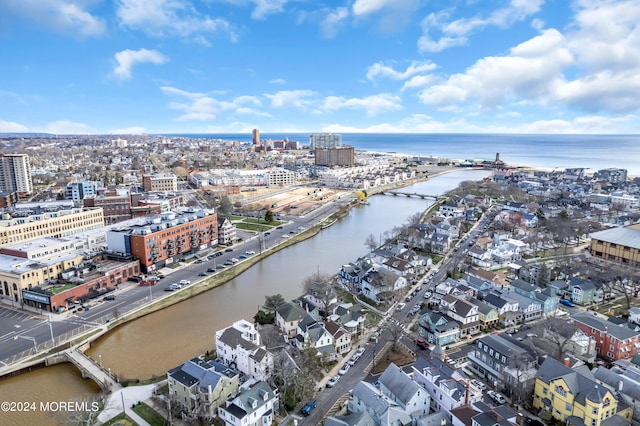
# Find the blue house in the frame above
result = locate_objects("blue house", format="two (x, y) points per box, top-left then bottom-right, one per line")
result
(418, 310), (460, 346)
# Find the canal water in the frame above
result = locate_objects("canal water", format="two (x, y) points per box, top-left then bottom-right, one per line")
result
(2, 170), (490, 424)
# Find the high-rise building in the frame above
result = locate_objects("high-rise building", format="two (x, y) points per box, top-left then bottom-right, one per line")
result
(315, 146), (355, 167)
(0, 153), (33, 195)
(309, 133), (342, 151)
(252, 128), (260, 145)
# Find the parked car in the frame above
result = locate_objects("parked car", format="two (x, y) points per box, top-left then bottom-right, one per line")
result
(369, 332), (380, 342)
(198, 272), (208, 276)
(103, 295), (116, 301)
(416, 338), (430, 350)
(326, 375), (340, 388)
(356, 347), (365, 357)
(207, 267), (216, 272)
(339, 364), (350, 375)
(179, 280), (190, 286)
(225, 248), (233, 252)
(493, 393), (507, 404)
(560, 299), (575, 307)
(348, 356), (358, 366)
(301, 400), (316, 416)
(239, 254), (247, 259)
(396, 302), (406, 311)
(471, 379), (486, 390)
(245, 250), (256, 255)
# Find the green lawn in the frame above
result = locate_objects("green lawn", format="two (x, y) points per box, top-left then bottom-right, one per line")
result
(102, 412), (138, 426)
(50, 284), (76, 294)
(132, 402), (168, 426)
(235, 222), (272, 232)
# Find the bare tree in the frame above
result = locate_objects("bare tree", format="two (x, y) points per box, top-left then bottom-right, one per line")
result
(303, 270), (336, 315)
(406, 211), (422, 226)
(506, 353), (536, 406)
(50, 392), (110, 426)
(539, 317), (577, 359)
(387, 312), (406, 352)
(365, 233), (378, 252)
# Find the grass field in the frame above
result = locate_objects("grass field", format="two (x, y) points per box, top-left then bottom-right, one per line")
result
(132, 402), (167, 426)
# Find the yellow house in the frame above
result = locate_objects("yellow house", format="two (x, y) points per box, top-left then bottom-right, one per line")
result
(533, 357), (633, 425)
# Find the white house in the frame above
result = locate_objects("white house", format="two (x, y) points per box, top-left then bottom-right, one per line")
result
(215, 320), (274, 382)
(218, 381), (279, 426)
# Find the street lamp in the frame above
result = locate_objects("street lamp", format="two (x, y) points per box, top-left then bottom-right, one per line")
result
(99, 354), (103, 368)
(48, 314), (55, 346)
(14, 335), (37, 354)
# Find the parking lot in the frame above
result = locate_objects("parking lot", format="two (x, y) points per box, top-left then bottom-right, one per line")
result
(0, 305), (41, 342)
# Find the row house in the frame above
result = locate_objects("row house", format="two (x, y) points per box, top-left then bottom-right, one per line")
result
(468, 334), (537, 391)
(325, 320), (352, 355)
(570, 277), (601, 305)
(470, 299), (500, 329)
(484, 293), (519, 318)
(412, 356), (482, 414)
(509, 278), (559, 316)
(571, 313), (640, 362)
(440, 295), (481, 337)
(215, 320), (274, 382)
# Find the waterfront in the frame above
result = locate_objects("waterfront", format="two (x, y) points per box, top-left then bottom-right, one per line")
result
(2, 170), (490, 424)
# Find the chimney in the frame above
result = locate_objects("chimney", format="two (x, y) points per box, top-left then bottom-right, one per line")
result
(563, 357), (571, 367)
(619, 380), (624, 392)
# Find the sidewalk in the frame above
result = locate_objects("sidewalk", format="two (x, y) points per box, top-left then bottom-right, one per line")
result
(96, 383), (157, 425)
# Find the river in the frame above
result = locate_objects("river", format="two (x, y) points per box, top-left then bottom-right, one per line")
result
(1, 170), (490, 425)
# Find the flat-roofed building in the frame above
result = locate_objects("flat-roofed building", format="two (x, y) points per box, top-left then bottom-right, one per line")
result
(310, 133), (342, 151)
(265, 167), (295, 187)
(0, 207), (104, 248)
(142, 173), (178, 192)
(0, 190), (18, 208)
(590, 224), (640, 267)
(106, 208), (217, 272)
(315, 146), (355, 167)
(66, 181), (103, 202)
(0, 153), (32, 195)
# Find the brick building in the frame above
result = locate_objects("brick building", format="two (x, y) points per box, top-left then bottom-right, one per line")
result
(571, 312), (640, 362)
(106, 208), (217, 272)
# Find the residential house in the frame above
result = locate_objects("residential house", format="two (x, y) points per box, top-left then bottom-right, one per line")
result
(570, 277), (600, 305)
(325, 320), (352, 355)
(469, 299), (500, 329)
(275, 302), (308, 339)
(533, 356), (633, 425)
(349, 381), (413, 426)
(167, 358), (239, 419)
(440, 295), (481, 337)
(339, 258), (376, 290)
(215, 320), (274, 382)
(468, 334), (537, 391)
(328, 303), (366, 337)
(629, 307), (640, 325)
(418, 309), (461, 346)
(593, 365), (640, 422)
(297, 321), (335, 359)
(571, 313), (640, 362)
(509, 278), (558, 317)
(505, 290), (543, 323)
(360, 269), (407, 304)
(324, 411), (377, 426)
(379, 363), (430, 417)
(412, 356), (482, 414)
(218, 381), (279, 426)
(484, 293), (520, 319)
(439, 197), (467, 217)
(218, 218), (237, 244)
(547, 280), (570, 299)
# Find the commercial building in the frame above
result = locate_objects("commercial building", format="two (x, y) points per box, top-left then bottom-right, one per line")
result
(142, 173), (178, 192)
(106, 208), (217, 272)
(0, 206), (104, 248)
(0, 238), (139, 311)
(265, 167), (295, 187)
(315, 146), (355, 167)
(84, 190), (132, 224)
(309, 133), (342, 151)
(0, 153), (33, 195)
(589, 224), (640, 267)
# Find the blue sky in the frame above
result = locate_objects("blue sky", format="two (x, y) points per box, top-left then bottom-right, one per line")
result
(0, 0), (639, 135)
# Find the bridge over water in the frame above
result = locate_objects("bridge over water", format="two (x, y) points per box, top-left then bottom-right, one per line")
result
(382, 191), (443, 199)
(64, 348), (121, 392)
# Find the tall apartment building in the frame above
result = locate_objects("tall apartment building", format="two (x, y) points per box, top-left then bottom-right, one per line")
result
(252, 128), (260, 145)
(595, 168), (628, 185)
(0, 207), (104, 248)
(315, 146), (355, 167)
(309, 133), (342, 151)
(142, 174), (178, 192)
(66, 181), (103, 202)
(106, 208), (218, 272)
(0, 153), (33, 195)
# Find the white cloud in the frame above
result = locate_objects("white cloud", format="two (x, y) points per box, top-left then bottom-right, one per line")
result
(320, 7), (349, 39)
(0, 119), (29, 133)
(108, 126), (147, 134)
(419, 29), (573, 109)
(161, 86), (265, 121)
(264, 90), (317, 108)
(113, 49), (168, 80)
(401, 75), (437, 91)
(269, 78), (287, 85)
(366, 61), (437, 81)
(0, 0), (105, 37)
(418, 0), (543, 52)
(116, 0), (235, 40)
(44, 120), (96, 134)
(352, 0), (418, 16)
(321, 94), (401, 116)
(215, 0), (290, 20)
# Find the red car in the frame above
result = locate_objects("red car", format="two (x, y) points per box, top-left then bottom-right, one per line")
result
(416, 338), (430, 349)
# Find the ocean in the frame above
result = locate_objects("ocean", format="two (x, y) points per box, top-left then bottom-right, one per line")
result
(159, 133), (640, 176)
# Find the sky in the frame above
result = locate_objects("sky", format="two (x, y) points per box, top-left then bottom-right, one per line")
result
(0, 0), (639, 135)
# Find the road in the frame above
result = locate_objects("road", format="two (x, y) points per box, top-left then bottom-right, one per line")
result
(0, 194), (356, 369)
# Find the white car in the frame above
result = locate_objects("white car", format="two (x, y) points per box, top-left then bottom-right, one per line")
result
(245, 250), (256, 255)
(179, 279), (190, 286)
(339, 364), (350, 375)
(471, 379), (487, 390)
(396, 303), (406, 311)
(356, 347), (365, 357)
(348, 356), (358, 366)
(326, 375), (340, 388)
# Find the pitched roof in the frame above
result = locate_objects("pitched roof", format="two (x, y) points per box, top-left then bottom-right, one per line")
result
(572, 312), (640, 340)
(379, 363), (424, 406)
(223, 381), (276, 419)
(218, 327), (258, 352)
(276, 302), (306, 322)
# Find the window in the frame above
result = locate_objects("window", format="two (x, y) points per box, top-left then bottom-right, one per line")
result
(593, 407), (598, 415)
